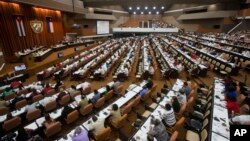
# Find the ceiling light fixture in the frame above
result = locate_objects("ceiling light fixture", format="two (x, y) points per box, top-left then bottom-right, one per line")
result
(145, 6), (148, 10)
(137, 7), (140, 10)
(148, 11), (151, 14)
(141, 12), (144, 14)
(161, 6), (165, 9)
(156, 11), (159, 14)
(153, 6), (156, 10)
(133, 11), (136, 14)
(129, 7), (132, 10)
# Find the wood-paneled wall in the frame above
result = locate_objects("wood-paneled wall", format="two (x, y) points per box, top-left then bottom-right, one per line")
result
(0, 1), (64, 62)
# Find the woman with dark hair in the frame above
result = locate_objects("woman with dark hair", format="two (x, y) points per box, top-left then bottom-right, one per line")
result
(172, 96), (181, 113)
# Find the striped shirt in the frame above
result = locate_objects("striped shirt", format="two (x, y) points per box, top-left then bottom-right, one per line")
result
(163, 108), (176, 126)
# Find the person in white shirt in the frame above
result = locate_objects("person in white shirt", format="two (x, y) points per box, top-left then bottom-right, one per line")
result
(176, 88), (187, 105)
(149, 65), (155, 76)
(88, 116), (106, 135)
(160, 103), (176, 127)
(231, 115), (250, 125)
(123, 66), (129, 76)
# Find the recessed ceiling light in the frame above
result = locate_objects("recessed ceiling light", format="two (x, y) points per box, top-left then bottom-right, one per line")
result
(156, 11), (159, 14)
(129, 7), (132, 10)
(137, 7), (140, 10)
(133, 12), (136, 14)
(148, 11), (151, 14)
(145, 6), (148, 10)
(141, 12), (144, 14)
(161, 6), (165, 9)
(153, 6), (156, 10)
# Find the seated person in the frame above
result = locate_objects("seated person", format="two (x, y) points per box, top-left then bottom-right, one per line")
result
(54, 79), (63, 91)
(160, 103), (176, 127)
(113, 80), (121, 94)
(90, 90), (101, 104)
(146, 79), (153, 89)
(29, 89), (40, 99)
(226, 96), (240, 115)
(78, 95), (89, 109)
(171, 96), (181, 113)
(25, 101), (37, 112)
(183, 82), (191, 97)
(2, 87), (14, 97)
(88, 116), (106, 135)
(139, 86), (148, 97)
(68, 85), (79, 98)
(16, 127), (32, 141)
(148, 118), (169, 141)
(9, 95), (24, 109)
(41, 83), (52, 95)
(176, 88), (187, 105)
(230, 105), (250, 125)
(61, 105), (74, 119)
(56, 89), (67, 102)
(42, 114), (55, 129)
(0, 98), (9, 108)
(10, 81), (23, 89)
(70, 126), (89, 141)
(108, 104), (121, 125)
(226, 85), (237, 101)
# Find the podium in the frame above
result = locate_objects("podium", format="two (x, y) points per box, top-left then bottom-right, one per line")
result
(22, 54), (35, 67)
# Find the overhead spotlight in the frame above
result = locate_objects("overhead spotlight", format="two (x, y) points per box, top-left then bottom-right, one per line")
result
(137, 7), (140, 10)
(156, 11), (159, 14)
(145, 6), (148, 10)
(153, 6), (156, 10)
(133, 11), (136, 14)
(148, 11), (151, 14)
(129, 7), (132, 10)
(141, 12), (144, 14)
(161, 6), (165, 9)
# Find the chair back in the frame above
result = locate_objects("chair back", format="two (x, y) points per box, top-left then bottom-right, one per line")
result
(65, 110), (79, 124)
(115, 85), (124, 95)
(111, 114), (127, 129)
(3, 117), (21, 131)
(45, 89), (56, 96)
(4, 92), (16, 100)
(132, 96), (141, 107)
(141, 90), (151, 101)
(26, 109), (41, 121)
(104, 90), (113, 101)
(0, 107), (9, 116)
(169, 131), (179, 141)
(82, 87), (91, 95)
(94, 127), (111, 141)
(17, 89), (29, 95)
(201, 129), (208, 141)
(121, 103), (132, 115)
(94, 97), (105, 108)
(174, 117), (186, 131)
(45, 100), (57, 112)
(15, 99), (27, 109)
(79, 103), (93, 116)
(32, 94), (44, 102)
(44, 121), (62, 137)
(59, 94), (71, 106)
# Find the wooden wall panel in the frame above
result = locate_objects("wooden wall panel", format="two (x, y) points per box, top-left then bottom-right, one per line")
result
(0, 1), (64, 62)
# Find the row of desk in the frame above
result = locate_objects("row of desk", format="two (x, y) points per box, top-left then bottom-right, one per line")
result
(176, 35), (239, 75)
(189, 34), (250, 61)
(209, 78), (230, 141)
(131, 79), (184, 141)
(162, 37), (208, 77)
(151, 38), (178, 78)
(58, 81), (148, 141)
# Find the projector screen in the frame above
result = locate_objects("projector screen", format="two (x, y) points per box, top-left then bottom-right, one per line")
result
(97, 21), (109, 34)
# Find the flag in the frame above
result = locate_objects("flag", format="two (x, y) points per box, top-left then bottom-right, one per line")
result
(46, 17), (54, 33)
(14, 15), (26, 37)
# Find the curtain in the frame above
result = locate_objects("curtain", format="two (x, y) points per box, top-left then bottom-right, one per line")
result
(0, 1), (64, 62)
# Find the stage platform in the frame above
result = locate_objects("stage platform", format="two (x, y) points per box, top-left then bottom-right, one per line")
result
(0, 43), (97, 76)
